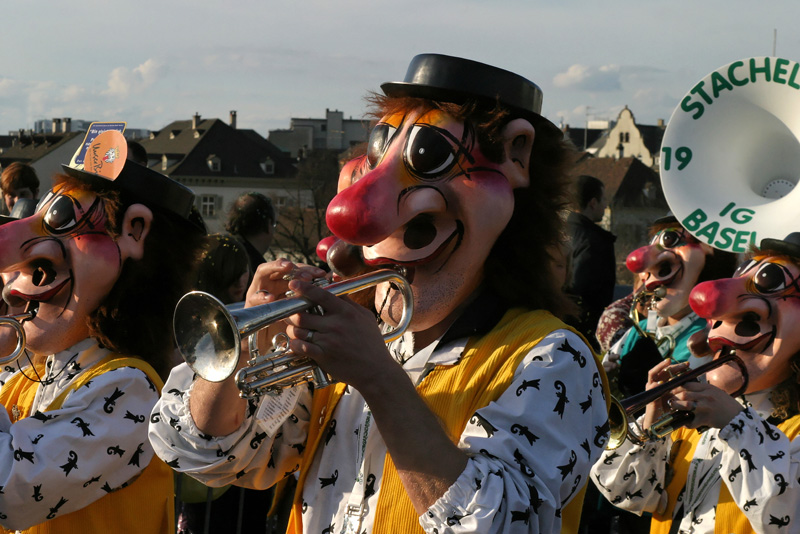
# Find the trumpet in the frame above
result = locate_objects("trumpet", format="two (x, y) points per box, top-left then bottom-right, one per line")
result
(607, 348), (749, 449)
(629, 285), (675, 357)
(173, 269), (413, 398)
(0, 310), (36, 366)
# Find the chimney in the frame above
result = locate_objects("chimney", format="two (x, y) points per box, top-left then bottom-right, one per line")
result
(63, 118), (71, 133)
(230, 110), (237, 129)
(52, 118), (61, 134)
(657, 118), (665, 128)
(192, 112), (201, 129)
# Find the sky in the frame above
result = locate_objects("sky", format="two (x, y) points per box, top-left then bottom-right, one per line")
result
(1, 1), (798, 139)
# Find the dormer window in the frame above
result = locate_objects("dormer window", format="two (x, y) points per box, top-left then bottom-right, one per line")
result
(260, 158), (275, 175)
(207, 155), (221, 172)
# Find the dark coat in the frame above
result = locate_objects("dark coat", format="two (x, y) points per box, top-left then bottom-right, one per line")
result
(566, 212), (617, 347)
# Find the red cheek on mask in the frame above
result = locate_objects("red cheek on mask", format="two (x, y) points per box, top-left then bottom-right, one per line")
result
(72, 234), (120, 267)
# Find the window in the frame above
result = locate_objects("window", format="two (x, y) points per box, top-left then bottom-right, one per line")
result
(207, 155), (221, 172)
(200, 195), (217, 218)
(260, 158), (275, 175)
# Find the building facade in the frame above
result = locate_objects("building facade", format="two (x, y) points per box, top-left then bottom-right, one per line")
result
(268, 109), (368, 159)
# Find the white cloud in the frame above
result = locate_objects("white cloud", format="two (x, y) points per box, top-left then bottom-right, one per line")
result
(104, 59), (166, 98)
(553, 64), (622, 92)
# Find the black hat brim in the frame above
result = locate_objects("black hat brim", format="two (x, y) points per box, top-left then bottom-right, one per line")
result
(61, 162), (203, 232)
(381, 54), (557, 129)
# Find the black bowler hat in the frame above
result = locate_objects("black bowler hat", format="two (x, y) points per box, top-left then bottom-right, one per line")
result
(381, 54), (553, 124)
(653, 212), (679, 226)
(760, 232), (800, 259)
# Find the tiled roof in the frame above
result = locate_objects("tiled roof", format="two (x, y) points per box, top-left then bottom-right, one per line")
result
(638, 124), (666, 156)
(141, 118), (296, 178)
(572, 155), (666, 208)
(0, 132), (83, 167)
(562, 126), (605, 151)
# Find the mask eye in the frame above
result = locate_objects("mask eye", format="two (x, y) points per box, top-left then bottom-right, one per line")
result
(42, 195), (79, 234)
(653, 229), (684, 249)
(404, 125), (457, 179)
(35, 191), (54, 213)
(366, 123), (397, 169)
(752, 262), (787, 294)
(734, 259), (758, 278)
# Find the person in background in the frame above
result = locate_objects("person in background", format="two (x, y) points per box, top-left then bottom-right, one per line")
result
(225, 192), (277, 275)
(567, 175), (616, 351)
(1, 162), (39, 215)
(126, 140), (149, 167)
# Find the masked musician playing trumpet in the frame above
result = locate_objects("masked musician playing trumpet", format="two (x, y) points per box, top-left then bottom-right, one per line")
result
(0, 131), (205, 533)
(603, 216), (736, 397)
(149, 54), (611, 534)
(592, 233), (800, 533)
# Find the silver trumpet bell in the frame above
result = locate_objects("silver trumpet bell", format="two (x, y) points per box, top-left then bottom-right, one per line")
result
(0, 310), (36, 366)
(173, 269), (414, 398)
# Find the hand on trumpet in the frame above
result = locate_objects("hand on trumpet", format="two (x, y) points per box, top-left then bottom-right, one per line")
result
(280, 277), (399, 395)
(643, 359), (744, 432)
(246, 259), (329, 351)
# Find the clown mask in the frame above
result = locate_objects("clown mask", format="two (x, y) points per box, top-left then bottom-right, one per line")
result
(0, 182), (151, 356)
(690, 254), (800, 394)
(325, 108), (533, 335)
(626, 225), (715, 323)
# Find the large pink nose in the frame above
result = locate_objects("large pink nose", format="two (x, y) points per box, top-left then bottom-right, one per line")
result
(625, 244), (656, 274)
(326, 164), (403, 246)
(689, 277), (746, 319)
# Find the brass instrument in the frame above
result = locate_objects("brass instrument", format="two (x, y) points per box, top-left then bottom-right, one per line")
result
(173, 269), (413, 398)
(606, 348), (748, 449)
(0, 310), (36, 366)
(629, 285), (674, 357)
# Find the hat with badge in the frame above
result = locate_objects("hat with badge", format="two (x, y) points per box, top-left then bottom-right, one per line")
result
(60, 126), (202, 232)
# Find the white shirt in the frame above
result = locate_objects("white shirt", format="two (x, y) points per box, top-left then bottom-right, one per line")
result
(0, 338), (161, 531)
(591, 389), (800, 533)
(150, 328), (609, 533)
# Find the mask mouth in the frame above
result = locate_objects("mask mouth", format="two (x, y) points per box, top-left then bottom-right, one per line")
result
(708, 329), (774, 354)
(644, 259), (683, 291)
(364, 223), (462, 273)
(4, 278), (71, 309)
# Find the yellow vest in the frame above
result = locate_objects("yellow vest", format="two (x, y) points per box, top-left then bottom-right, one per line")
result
(287, 308), (610, 534)
(650, 413), (800, 534)
(0, 355), (174, 534)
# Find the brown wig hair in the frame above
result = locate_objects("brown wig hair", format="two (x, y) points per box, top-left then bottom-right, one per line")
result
(53, 174), (204, 379)
(365, 94), (577, 318)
